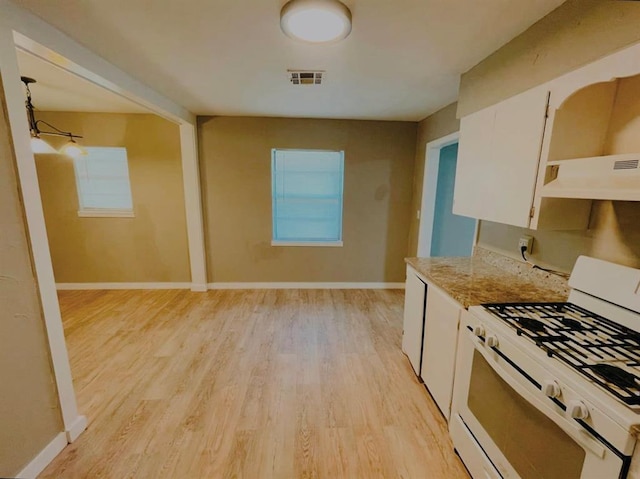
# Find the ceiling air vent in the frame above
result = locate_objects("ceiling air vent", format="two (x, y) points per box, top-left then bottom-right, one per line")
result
(288, 70), (324, 85)
(613, 159), (640, 170)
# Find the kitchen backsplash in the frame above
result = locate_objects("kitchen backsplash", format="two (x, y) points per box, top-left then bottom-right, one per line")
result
(477, 200), (640, 274)
(474, 245), (570, 297)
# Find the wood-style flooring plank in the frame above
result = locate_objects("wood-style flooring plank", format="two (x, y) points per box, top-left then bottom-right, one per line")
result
(39, 289), (469, 479)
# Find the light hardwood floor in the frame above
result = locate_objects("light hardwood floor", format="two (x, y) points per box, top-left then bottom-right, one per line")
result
(40, 289), (469, 479)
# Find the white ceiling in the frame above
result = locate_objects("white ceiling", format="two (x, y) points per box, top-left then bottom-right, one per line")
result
(17, 49), (151, 114)
(11, 0), (566, 121)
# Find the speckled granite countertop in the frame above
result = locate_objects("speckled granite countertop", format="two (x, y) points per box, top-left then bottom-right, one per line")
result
(405, 247), (570, 309)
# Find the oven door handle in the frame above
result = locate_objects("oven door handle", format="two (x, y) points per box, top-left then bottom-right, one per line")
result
(469, 334), (607, 459)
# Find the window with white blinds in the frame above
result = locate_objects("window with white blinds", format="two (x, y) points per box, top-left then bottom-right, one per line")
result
(271, 149), (344, 246)
(73, 147), (134, 217)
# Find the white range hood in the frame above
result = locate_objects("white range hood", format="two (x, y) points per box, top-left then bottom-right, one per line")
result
(540, 153), (640, 201)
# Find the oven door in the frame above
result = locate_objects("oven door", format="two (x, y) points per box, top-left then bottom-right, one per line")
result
(449, 312), (630, 479)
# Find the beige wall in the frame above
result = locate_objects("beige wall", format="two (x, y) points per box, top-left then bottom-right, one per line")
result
(199, 116), (417, 283)
(458, 0), (640, 117)
(479, 202), (640, 273)
(35, 112), (190, 283)
(407, 103), (460, 256)
(455, 0), (640, 272)
(0, 81), (62, 476)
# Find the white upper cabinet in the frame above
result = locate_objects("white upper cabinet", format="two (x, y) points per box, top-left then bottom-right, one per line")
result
(453, 87), (549, 228)
(454, 41), (640, 231)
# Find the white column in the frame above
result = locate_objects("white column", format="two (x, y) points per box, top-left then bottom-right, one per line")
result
(0, 23), (86, 441)
(179, 123), (208, 291)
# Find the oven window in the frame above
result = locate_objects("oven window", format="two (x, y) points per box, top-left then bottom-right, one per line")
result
(468, 350), (586, 479)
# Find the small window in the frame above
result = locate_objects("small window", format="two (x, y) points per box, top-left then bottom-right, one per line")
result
(271, 149), (344, 246)
(73, 147), (134, 217)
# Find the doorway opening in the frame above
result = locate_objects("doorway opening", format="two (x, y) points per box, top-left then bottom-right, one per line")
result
(417, 132), (478, 257)
(1, 24), (206, 466)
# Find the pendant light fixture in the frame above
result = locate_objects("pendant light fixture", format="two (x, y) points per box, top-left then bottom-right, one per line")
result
(280, 0), (352, 44)
(21, 76), (87, 158)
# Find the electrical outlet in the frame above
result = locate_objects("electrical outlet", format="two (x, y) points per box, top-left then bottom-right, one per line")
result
(519, 235), (534, 254)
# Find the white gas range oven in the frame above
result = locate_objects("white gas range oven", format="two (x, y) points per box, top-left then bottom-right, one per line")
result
(450, 256), (640, 479)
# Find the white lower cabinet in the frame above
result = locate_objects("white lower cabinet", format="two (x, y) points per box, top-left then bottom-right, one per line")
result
(402, 267), (427, 376)
(420, 286), (462, 420)
(403, 265), (462, 421)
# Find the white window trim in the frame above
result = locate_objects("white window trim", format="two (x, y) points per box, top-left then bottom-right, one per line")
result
(271, 240), (344, 247)
(77, 209), (135, 218)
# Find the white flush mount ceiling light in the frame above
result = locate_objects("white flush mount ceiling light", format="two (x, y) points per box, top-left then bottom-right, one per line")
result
(280, 0), (352, 44)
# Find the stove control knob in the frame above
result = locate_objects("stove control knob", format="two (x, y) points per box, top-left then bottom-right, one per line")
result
(567, 400), (589, 420)
(542, 380), (561, 399)
(486, 335), (499, 348)
(472, 325), (485, 338)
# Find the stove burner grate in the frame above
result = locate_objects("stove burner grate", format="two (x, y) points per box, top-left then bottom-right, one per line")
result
(588, 364), (640, 390)
(482, 302), (640, 406)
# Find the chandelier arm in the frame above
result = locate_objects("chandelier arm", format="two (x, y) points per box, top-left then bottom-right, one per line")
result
(25, 101), (39, 134)
(21, 77), (83, 141)
(35, 120), (84, 139)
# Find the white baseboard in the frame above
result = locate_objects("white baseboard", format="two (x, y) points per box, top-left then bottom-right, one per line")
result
(56, 282), (406, 291)
(65, 415), (87, 443)
(207, 282), (405, 290)
(17, 432), (67, 479)
(56, 282), (192, 290)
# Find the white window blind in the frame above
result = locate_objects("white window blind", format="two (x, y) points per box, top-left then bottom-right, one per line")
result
(271, 149), (344, 245)
(73, 147), (133, 216)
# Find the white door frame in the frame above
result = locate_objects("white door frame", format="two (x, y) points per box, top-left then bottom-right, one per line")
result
(417, 131), (479, 257)
(0, 1), (208, 447)
(10, 32), (208, 291)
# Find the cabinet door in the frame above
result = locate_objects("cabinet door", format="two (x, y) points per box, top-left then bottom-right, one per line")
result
(420, 286), (461, 420)
(453, 87), (550, 227)
(402, 268), (427, 376)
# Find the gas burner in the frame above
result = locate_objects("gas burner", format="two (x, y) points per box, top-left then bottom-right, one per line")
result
(515, 317), (546, 333)
(539, 314), (585, 330)
(559, 317), (584, 330)
(589, 364), (640, 390)
(553, 304), (567, 313)
(612, 333), (640, 343)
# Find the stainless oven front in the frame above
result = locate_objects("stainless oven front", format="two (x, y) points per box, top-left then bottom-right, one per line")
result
(449, 310), (634, 479)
